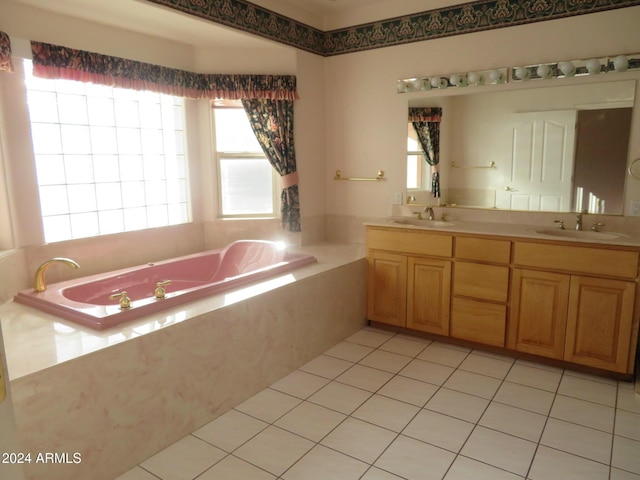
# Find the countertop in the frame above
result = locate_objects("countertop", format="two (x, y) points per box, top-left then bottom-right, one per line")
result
(364, 217), (640, 248)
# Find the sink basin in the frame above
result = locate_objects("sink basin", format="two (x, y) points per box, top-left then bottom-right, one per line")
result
(388, 218), (455, 228)
(531, 228), (625, 241)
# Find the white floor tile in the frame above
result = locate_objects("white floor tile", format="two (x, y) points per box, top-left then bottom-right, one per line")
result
(417, 343), (469, 368)
(458, 352), (513, 379)
(269, 370), (329, 399)
(346, 329), (393, 348)
(324, 341), (374, 362)
(193, 409), (268, 452)
(359, 349), (413, 373)
(426, 387), (490, 423)
(443, 369), (502, 399)
(557, 374), (617, 407)
(140, 435), (226, 480)
(299, 354), (353, 379)
(493, 381), (555, 415)
(612, 435), (640, 475)
(352, 394), (420, 432)
(361, 467), (406, 479)
(282, 444), (369, 480)
(379, 335), (429, 357)
(377, 375), (438, 407)
(374, 435), (455, 480)
(479, 402), (547, 442)
(505, 364), (562, 393)
(275, 401), (345, 442)
(233, 426), (314, 477)
(399, 358), (455, 385)
(550, 394), (615, 432)
(461, 426), (537, 476)
(541, 418), (612, 465)
(321, 417), (397, 464)
(529, 445), (610, 480)
(617, 386), (640, 414)
(114, 467), (162, 480)
(615, 409), (640, 441)
(235, 388), (301, 423)
(197, 455), (276, 480)
(610, 467), (640, 480)
(336, 364), (394, 392)
(444, 455), (524, 480)
(403, 409), (474, 452)
(308, 380), (372, 414)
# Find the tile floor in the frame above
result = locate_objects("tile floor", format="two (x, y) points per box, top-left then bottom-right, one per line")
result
(116, 327), (640, 480)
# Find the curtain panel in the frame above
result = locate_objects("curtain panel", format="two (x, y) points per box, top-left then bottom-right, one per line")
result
(30, 41), (298, 100)
(0, 31), (14, 72)
(409, 107), (442, 197)
(242, 99), (300, 232)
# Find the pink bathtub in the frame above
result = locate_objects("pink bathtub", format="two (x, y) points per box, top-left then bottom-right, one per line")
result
(14, 240), (317, 330)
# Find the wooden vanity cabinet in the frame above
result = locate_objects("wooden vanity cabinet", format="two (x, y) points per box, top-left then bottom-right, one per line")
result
(451, 237), (511, 347)
(510, 242), (639, 373)
(366, 227), (452, 334)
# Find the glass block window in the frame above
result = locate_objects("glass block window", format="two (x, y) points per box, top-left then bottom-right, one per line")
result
(23, 59), (190, 242)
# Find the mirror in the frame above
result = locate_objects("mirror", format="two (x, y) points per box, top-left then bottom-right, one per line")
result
(408, 80), (635, 215)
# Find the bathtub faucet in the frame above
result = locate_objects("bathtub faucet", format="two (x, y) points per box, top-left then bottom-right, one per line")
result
(33, 257), (80, 292)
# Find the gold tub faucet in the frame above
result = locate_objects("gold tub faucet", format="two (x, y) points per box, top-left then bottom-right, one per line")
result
(33, 257), (80, 292)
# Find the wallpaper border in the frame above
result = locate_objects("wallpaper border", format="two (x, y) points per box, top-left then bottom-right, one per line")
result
(145, 0), (640, 56)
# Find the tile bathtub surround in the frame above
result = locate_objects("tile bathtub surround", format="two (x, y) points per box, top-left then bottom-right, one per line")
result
(119, 327), (640, 480)
(5, 247), (366, 480)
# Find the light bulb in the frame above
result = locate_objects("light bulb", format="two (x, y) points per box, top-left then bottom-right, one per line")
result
(514, 67), (531, 81)
(558, 61), (575, 77)
(613, 55), (629, 72)
(536, 64), (552, 79)
(586, 59), (601, 75)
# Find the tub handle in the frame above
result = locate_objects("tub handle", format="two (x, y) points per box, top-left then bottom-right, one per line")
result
(155, 280), (172, 299)
(109, 291), (131, 310)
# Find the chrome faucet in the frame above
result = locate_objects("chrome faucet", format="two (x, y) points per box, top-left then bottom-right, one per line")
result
(575, 212), (583, 231)
(423, 206), (435, 221)
(33, 257), (80, 292)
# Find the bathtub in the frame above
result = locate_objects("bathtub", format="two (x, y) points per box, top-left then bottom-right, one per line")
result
(14, 240), (317, 330)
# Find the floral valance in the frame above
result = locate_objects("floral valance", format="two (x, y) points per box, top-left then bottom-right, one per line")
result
(408, 107), (442, 123)
(31, 41), (298, 100)
(0, 31), (14, 73)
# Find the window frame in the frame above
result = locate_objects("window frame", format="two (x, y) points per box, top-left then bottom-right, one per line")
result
(212, 103), (279, 219)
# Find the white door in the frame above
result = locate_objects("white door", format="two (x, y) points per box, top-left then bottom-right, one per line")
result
(497, 110), (577, 211)
(0, 319), (26, 480)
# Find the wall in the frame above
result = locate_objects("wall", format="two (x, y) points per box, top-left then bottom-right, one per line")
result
(324, 7), (640, 242)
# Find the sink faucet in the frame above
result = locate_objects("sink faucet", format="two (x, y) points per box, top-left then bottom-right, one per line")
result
(423, 206), (435, 221)
(33, 257), (80, 292)
(575, 212), (583, 231)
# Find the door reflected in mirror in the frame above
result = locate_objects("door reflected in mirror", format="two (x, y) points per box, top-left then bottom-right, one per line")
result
(408, 80), (635, 215)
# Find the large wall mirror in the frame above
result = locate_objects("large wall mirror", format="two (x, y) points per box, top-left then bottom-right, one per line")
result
(408, 80), (635, 215)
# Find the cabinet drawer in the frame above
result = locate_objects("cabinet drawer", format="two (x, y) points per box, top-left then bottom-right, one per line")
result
(513, 242), (639, 279)
(454, 262), (509, 302)
(451, 297), (506, 347)
(456, 237), (511, 264)
(366, 227), (452, 257)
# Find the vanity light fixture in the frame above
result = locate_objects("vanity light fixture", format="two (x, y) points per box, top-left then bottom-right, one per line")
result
(397, 52), (640, 94)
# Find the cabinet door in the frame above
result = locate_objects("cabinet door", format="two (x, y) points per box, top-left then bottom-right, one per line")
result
(565, 276), (635, 373)
(451, 297), (507, 347)
(367, 251), (407, 326)
(407, 257), (451, 335)
(509, 269), (570, 359)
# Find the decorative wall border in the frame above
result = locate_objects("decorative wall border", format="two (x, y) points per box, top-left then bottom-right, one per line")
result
(146, 0), (640, 56)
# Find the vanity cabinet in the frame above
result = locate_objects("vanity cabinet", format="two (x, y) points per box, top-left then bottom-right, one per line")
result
(509, 242), (639, 373)
(366, 227), (452, 334)
(366, 226), (640, 376)
(451, 237), (511, 347)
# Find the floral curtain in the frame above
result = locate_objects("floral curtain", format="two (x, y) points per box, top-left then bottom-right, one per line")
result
(409, 107), (442, 198)
(0, 31), (14, 73)
(30, 41), (298, 100)
(241, 99), (300, 232)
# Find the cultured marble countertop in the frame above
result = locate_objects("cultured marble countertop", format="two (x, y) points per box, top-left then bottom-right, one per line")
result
(365, 217), (640, 248)
(0, 242), (365, 381)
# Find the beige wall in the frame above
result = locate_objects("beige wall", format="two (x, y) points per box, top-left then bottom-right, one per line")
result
(324, 7), (640, 222)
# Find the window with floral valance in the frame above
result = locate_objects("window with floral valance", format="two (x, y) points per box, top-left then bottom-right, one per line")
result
(28, 40), (302, 231)
(409, 107), (442, 198)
